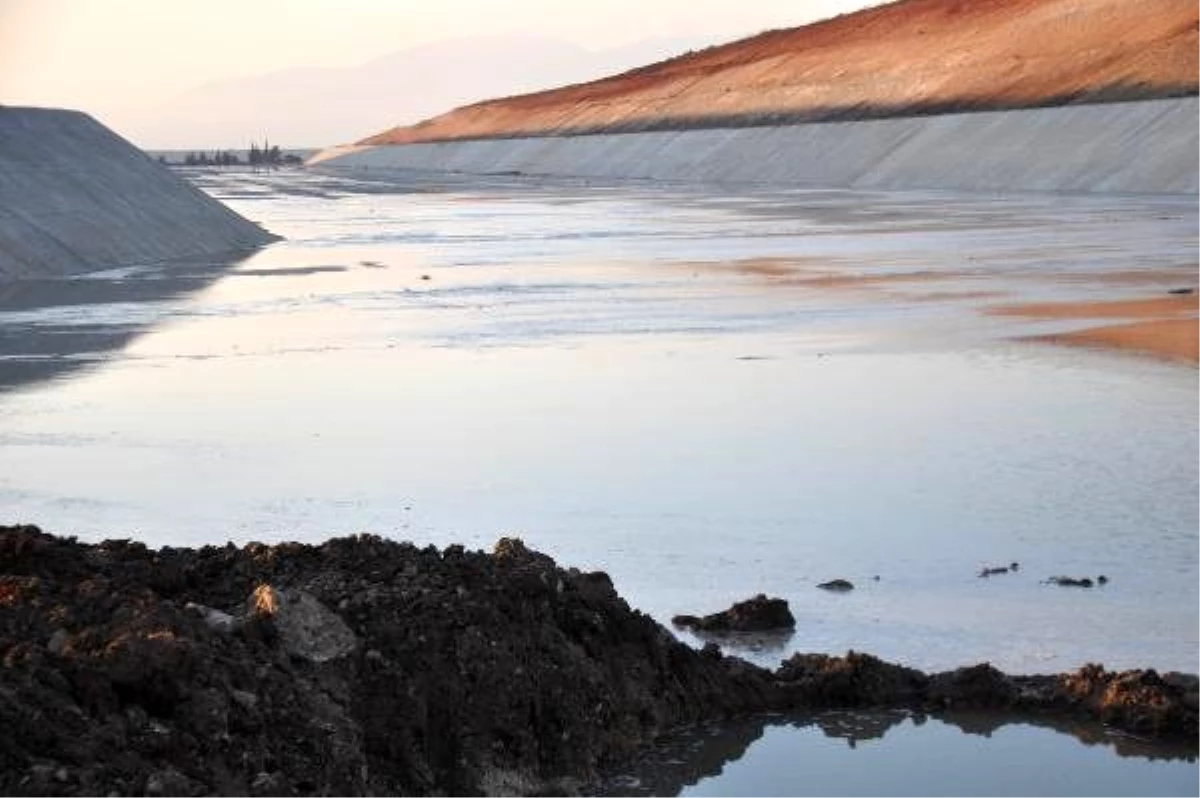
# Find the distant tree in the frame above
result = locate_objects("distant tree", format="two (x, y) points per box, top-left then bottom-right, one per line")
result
(247, 138), (286, 170)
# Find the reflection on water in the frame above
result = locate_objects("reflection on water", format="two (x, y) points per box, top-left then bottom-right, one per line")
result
(0, 252), (254, 390)
(602, 710), (1199, 797)
(675, 628), (796, 658)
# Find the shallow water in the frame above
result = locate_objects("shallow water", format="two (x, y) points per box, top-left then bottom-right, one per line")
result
(0, 171), (1196, 682)
(602, 710), (1199, 796)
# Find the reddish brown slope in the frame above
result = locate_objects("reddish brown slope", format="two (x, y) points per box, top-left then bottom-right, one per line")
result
(364, 0), (1198, 145)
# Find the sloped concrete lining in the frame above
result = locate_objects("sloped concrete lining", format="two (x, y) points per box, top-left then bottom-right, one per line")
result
(309, 98), (1199, 195)
(0, 107), (277, 280)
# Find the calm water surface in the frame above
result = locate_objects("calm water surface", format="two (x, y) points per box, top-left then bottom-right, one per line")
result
(603, 710), (1198, 796)
(3, 169), (1197, 792)
(1, 171), (1196, 684)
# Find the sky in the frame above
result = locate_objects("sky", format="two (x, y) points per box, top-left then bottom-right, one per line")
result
(1, 0), (882, 147)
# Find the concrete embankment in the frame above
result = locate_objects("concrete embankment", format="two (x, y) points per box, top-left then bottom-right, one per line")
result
(310, 98), (1199, 195)
(0, 107), (276, 280)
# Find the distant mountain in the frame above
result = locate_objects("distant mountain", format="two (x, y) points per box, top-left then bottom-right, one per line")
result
(361, 0), (1199, 145)
(114, 34), (720, 149)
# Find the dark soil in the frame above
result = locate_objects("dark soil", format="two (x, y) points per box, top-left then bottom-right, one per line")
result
(1, 525), (1195, 796)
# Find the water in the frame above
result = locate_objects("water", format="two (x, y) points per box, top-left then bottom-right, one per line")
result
(1, 171), (1196, 683)
(602, 711), (1199, 796)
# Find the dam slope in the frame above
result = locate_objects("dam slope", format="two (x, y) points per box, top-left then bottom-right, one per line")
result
(0, 107), (276, 280)
(309, 97), (1199, 195)
(361, 0), (1197, 145)
(313, 0), (1197, 194)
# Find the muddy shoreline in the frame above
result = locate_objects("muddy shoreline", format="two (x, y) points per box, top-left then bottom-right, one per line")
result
(1, 525), (1195, 796)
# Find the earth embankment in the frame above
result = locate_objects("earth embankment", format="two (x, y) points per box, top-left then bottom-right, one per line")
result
(361, 0), (1197, 145)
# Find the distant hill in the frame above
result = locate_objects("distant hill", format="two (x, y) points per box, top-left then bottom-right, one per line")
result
(362, 0), (1199, 145)
(116, 34), (718, 149)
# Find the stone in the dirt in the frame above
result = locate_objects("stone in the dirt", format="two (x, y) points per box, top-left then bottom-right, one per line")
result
(672, 594), (795, 632)
(144, 767), (205, 796)
(46, 628), (70, 655)
(246, 584), (358, 662)
(185, 601), (238, 633)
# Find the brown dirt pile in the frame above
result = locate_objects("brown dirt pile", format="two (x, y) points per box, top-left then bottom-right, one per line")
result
(364, 0), (1198, 145)
(1, 525), (1195, 795)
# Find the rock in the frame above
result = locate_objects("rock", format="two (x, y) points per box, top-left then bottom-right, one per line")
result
(251, 771), (282, 794)
(776, 651), (928, 707)
(144, 767), (205, 796)
(230, 689), (258, 711)
(45, 628), (69, 655)
(1049, 664), (1199, 738)
(246, 584), (358, 663)
(1046, 576), (1094, 588)
(184, 601), (238, 633)
(671, 594), (795, 632)
(979, 562), (1020, 577)
(928, 663), (1016, 708)
(817, 579), (854, 592)
(493, 536), (529, 559)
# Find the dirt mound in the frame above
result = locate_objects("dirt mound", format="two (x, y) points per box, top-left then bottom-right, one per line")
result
(363, 0), (1197, 145)
(1, 525), (1195, 795)
(0, 527), (773, 795)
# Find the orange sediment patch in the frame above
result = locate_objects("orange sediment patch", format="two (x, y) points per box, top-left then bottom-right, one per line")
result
(721, 257), (807, 279)
(991, 294), (1199, 363)
(1029, 318), (1199, 364)
(682, 257), (961, 290)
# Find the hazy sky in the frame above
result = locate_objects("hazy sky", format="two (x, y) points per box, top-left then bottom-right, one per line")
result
(1, 1), (881, 146)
